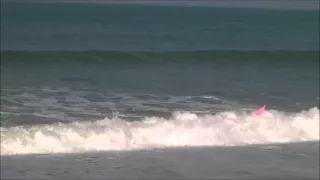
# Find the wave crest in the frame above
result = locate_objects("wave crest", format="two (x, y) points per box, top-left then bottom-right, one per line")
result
(1, 107), (319, 155)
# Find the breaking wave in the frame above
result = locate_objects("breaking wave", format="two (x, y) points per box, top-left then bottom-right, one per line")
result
(1, 107), (319, 155)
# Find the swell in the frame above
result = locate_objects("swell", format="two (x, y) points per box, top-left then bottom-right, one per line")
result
(1, 50), (318, 66)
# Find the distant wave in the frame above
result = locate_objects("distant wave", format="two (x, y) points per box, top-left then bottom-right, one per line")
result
(1, 50), (318, 65)
(1, 107), (319, 155)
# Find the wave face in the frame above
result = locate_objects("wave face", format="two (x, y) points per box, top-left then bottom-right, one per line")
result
(1, 50), (318, 65)
(1, 107), (319, 155)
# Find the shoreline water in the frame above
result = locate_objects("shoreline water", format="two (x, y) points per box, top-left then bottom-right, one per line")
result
(1, 141), (319, 179)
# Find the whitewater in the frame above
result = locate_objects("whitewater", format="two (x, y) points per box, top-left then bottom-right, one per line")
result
(1, 107), (318, 155)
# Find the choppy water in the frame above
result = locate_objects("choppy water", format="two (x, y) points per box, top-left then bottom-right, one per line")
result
(1, 1), (319, 179)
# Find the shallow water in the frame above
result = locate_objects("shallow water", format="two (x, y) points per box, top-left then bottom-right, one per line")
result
(1, 141), (319, 179)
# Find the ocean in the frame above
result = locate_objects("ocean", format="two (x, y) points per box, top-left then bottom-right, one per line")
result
(1, 1), (319, 179)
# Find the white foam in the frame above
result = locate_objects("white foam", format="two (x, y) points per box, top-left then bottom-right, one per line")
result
(201, 95), (223, 101)
(1, 107), (319, 155)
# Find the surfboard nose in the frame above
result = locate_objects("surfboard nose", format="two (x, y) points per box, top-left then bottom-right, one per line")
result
(255, 105), (266, 115)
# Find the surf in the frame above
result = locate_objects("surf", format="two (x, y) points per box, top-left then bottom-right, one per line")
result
(1, 106), (318, 155)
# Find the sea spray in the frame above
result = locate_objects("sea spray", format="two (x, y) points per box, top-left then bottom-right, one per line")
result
(1, 107), (318, 155)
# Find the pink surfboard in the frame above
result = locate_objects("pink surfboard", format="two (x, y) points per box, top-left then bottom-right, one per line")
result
(254, 105), (266, 115)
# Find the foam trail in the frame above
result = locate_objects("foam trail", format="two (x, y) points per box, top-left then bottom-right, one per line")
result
(1, 107), (319, 155)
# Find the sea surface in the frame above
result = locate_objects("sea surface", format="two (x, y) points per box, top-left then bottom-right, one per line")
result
(1, 1), (319, 179)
